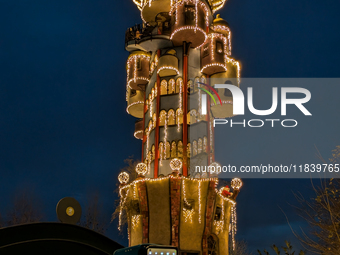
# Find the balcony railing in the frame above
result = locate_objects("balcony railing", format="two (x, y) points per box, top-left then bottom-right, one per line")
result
(125, 13), (172, 46)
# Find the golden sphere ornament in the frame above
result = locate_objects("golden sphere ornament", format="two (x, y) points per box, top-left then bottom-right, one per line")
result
(118, 171), (130, 184)
(209, 162), (221, 175)
(170, 158), (182, 172)
(231, 178), (243, 190)
(135, 163), (148, 176)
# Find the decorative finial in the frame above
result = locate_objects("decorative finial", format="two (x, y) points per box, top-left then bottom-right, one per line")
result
(118, 171), (130, 185)
(135, 163), (147, 177)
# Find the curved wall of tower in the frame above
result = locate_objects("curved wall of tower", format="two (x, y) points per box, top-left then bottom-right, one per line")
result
(120, 0), (242, 254)
(119, 176), (237, 255)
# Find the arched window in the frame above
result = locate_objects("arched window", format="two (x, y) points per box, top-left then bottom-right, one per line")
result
(176, 108), (183, 125)
(154, 82), (157, 97)
(151, 88), (155, 100)
(187, 79), (193, 94)
(193, 140), (197, 157)
(159, 142), (164, 159)
(148, 120), (153, 130)
(152, 113), (157, 127)
(187, 143), (191, 158)
(177, 141), (183, 158)
(159, 110), (167, 126)
(151, 145), (155, 161)
(198, 138), (203, 154)
(165, 142), (170, 159)
(187, 109), (197, 124)
(145, 99), (149, 111)
(171, 141), (177, 158)
(203, 136), (208, 153)
(168, 109), (176, 125)
(168, 79), (176, 94)
(161, 80), (167, 95)
(176, 78), (183, 93)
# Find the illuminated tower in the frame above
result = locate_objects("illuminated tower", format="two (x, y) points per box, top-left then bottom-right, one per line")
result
(120, 0), (242, 254)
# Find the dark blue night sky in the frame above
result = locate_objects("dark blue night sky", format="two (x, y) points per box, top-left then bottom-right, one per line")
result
(0, 0), (339, 253)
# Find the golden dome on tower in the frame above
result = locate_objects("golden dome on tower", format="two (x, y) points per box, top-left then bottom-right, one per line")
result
(213, 14), (229, 27)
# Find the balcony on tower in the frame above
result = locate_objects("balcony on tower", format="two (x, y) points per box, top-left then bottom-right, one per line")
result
(201, 15), (231, 75)
(126, 51), (151, 91)
(126, 88), (145, 118)
(157, 49), (179, 77)
(134, 119), (144, 140)
(170, 0), (210, 48)
(140, 0), (171, 24)
(125, 13), (173, 52)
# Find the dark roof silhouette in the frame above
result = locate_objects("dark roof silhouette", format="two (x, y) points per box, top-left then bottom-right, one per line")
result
(0, 222), (124, 255)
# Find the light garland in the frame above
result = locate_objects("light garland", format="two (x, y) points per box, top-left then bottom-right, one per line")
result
(133, 182), (137, 199)
(134, 130), (143, 140)
(214, 198), (224, 234)
(126, 54), (150, 89)
(159, 142), (164, 166)
(226, 56), (241, 84)
(168, 109), (175, 125)
(170, 26), (207, 49)
(163, 113), (168, 160)
(149, 97), (153, 117)
(146, 125), (151, 171)
(213, 25), (232, 55)
(157, 66), (180, 76)
(118, 188), (130, 231)
(198, 181), (202, 224)
(178, 78), (183, 132)
(195, 0), (198, 31)
(170, 0), (210, 27)
(161, 80), (167, 95)
(201, 63), (227, 74)
(169, 79), (175, 94)
(132, 214), (141, 229)
(182, 178), (195, 223)
(203, 136), (207, 153)
(126, 101), (144, 114)
(127, 77), (150, 89)
(211, 33), (228, 60)
(193, 140), (198, 156)
(147, 150), (151, 175)
(230, 205), (237, 250)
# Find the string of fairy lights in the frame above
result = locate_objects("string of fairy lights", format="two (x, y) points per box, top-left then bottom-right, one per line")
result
(118, 162), (241, 249)
(170, 26), (208, 50)
(126, 54), (150, 89)
(178, 79), (183, 132)
(132, 0), (228, 14)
